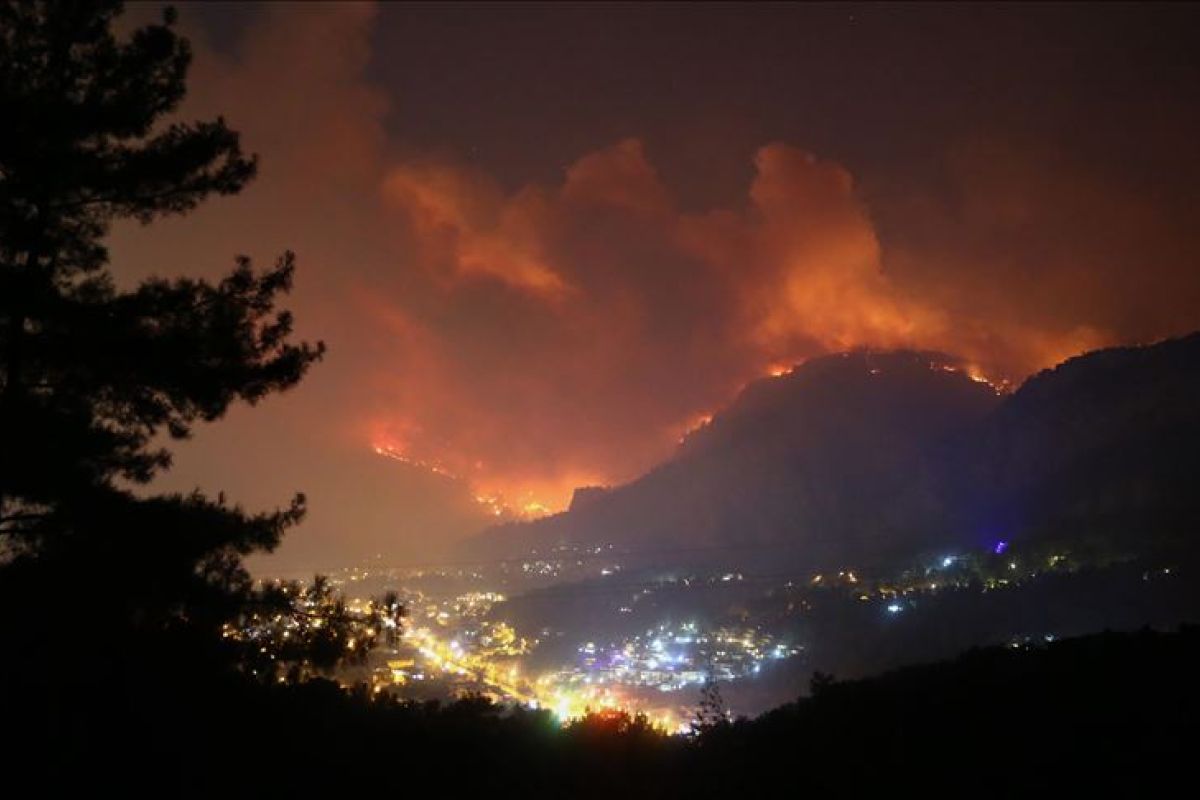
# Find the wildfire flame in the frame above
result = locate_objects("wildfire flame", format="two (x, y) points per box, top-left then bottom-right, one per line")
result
(930, 361), (1010, 395)
(373, 443), (560, 520)
(766, 363), (795, 378)
(675, 412), (714, 445)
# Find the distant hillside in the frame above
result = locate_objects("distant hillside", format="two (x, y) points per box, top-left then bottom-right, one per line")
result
(950, 331), (1200, 551)
(470, 333), (1200, 570)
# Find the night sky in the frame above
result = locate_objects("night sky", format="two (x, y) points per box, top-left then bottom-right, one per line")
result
(108, 2), (1200, 570)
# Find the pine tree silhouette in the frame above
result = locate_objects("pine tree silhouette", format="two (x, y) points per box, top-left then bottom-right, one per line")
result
(0, 0), (327, 681)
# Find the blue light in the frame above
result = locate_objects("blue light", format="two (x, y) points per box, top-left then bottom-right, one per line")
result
(993, 540), (1009, 555)
(941, 556), (955, 568)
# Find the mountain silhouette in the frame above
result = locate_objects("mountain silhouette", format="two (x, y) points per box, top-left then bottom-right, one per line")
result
(472, 350), (998, 569)
(471, 333), (1200, 571)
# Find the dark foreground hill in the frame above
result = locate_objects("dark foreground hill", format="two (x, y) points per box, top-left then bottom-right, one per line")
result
(473, 333), (1200, 570)
(13, 626), (1199, 795)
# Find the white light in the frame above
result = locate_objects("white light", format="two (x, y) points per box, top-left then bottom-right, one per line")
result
(887, 603), (902, 614)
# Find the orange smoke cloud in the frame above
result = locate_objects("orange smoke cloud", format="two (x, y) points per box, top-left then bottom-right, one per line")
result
(363, 138), (1084, 510)
(106, 4), (1200, 564)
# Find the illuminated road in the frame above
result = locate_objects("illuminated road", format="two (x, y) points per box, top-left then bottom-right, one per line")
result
(404, 626), (686, 730)
(406, 626), (538, 704)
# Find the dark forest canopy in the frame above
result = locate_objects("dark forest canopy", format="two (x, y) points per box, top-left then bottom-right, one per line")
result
(8, 626), (1199, 795)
